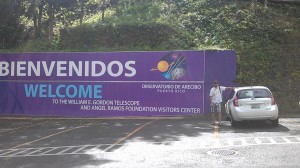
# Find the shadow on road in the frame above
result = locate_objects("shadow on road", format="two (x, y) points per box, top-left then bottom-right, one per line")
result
(0, 117), (292, 149)
(219, 120), (290, 133)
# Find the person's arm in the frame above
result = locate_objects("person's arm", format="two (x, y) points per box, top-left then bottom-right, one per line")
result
(220, 86), (233, 91)
(210, 96), (213, 106)
(209, 89), (214, 106)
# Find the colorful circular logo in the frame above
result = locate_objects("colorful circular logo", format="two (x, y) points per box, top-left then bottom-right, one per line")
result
(151, 52), (187, 80)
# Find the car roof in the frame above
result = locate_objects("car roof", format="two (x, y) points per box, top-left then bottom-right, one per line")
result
(234, 86), (270, 91)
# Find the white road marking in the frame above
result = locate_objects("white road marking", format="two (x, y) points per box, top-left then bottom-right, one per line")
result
(240, 138), (248, 145)
(0, 144), (118, 158)
(56, 147), (73, 154)
(281, 137), (292, 143)
(254, 137), (263, 144)
(0, 149), (18, 156)
(0, 136), (299, 158)
(25, 148), (44, 155)
(268, 137), (277, 144)
(8, 148), (31, 156)
(72, 145), (92, 153)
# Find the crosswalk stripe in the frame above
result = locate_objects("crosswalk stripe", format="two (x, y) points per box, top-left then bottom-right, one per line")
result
(72, 145), (92, 153)
(25, 148), (44, 155)
(268, 137), (277, 144)
(0, 149), (18, 156)
(254, 138), (262, 144)
(227, 139), (234, 146)
(9, 148), (32, 156)
(56, 147), (73, 154)
(40, 147), (58, 155)
(240, 138), (248, 145)
(1, 136), (300, 158)
(282, 137), (292, 143)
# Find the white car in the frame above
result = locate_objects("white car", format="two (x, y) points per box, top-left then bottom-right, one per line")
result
(225, 86), (279, 127)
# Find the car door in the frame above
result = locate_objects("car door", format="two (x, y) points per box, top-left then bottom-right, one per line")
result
(225, 89), (235, 115)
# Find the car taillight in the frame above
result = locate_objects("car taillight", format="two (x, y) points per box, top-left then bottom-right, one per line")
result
(271, 96), (276, 105)
(233, 96), (239, 107)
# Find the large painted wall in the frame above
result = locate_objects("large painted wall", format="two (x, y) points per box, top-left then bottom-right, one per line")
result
(0, 51), (236, 117)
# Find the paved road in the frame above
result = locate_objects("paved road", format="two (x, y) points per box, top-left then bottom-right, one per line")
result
(0, 116), (300, 168)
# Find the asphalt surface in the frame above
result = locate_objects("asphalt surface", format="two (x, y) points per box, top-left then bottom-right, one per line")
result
(0, 114), (300, 168)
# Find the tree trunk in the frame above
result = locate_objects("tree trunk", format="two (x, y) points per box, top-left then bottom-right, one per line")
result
(36, 0), (44, 38)
(102, 0), (105, 20)
(167, 0), (171, 17)
(79, 0), (84, 25)
(236, 0), (241, 8)
(48, 2), (54, 39)
(32, 0), (38, 38)
(252, 0), (257, 14)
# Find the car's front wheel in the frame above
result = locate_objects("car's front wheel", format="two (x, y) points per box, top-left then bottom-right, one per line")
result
(271, 118), (279, 127)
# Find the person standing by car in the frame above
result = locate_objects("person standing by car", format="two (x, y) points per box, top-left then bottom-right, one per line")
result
(210, 80), (233, 126)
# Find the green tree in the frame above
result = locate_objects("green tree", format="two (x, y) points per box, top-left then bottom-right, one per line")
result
(115, 0), (162, 21)
(26, 0), (45, 38)
(0, 0), (24, 48)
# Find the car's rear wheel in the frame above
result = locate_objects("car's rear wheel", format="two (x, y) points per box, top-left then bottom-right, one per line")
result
(230, 112), (239, 127)
(271, 118), (279, 127)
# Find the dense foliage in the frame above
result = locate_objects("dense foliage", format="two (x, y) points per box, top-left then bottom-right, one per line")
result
(0, 0), (299, 113)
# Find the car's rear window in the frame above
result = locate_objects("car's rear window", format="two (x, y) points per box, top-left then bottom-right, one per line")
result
(237, 89), (271, 99)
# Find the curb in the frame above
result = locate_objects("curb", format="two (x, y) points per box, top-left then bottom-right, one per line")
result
(1, 113), (297, 120)
(0, 114), (210, 120)
(0, 116), (184, 120)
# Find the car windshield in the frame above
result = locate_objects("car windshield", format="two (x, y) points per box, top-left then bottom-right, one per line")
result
(237, 89), (271, 99)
